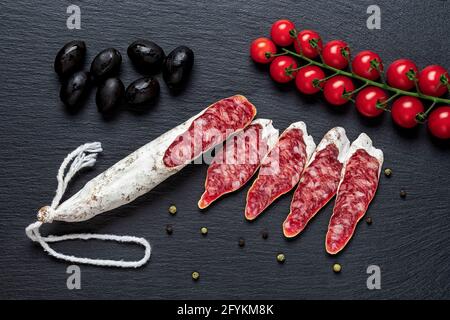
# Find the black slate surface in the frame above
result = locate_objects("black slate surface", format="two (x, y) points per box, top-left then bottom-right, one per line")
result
(0, 0), (449, 299)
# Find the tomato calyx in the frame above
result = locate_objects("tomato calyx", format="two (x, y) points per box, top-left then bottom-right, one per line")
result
(284, 65), (297, 78)
(415, 112), (427, 123)
(415, 101), (437, 123)
(312, 78), (323, 89)
(369, 59), (381, 72)
(375, 101), (389, 112)
(440, 74), (450, 91)
(309, 38), (320, 49)
(289, 29), (298, 38)
(340, 47), (350, 60)
(341, 88), (354, 102)
(406, 69), (417, 81)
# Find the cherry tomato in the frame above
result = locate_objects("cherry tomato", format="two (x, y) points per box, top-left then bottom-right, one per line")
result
(418, 65), (449, 97)
(250, 37), (277, 64)
(428, 106), (450, 139)
(323, 75), (355, 106)
(270, 19), (296, 47)
(391, 96), (424, 128)
(351, 50), (383, 80)
(293, 30), (323, 59)
(269, 56), (298, 83)
(386, 59), (418, 91)
(322, 40), (350, 70)
(295, 65), (325, 94)
(354, 86), (387, 118)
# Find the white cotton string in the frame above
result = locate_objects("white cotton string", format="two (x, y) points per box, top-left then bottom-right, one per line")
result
(25, 142), (152, 268)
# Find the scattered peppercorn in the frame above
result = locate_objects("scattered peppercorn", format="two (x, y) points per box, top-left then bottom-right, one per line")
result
(366, 217), (372, 225)
(333, 263), (342, 273)
(277, 253), (285, 263)
(192, 271), (200, 281)
(261, 229), (269, 239)
(166, 224), (173, 235)
(201, 227), (208, 235)
(168, 205), (177, 215)
(384, 168), (392, 177)
(400, 190), (407, 198)
(238, 238), (245, 247)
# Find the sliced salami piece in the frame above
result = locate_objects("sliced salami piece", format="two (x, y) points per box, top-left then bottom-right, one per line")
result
(245, 122), (315, 220)
(325, 133), (383, 255)
(198, 119), (278, 209)
(163, 95), (257, 168)
(283, 127), (350, 238)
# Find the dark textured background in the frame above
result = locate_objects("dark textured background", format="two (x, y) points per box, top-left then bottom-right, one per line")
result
(0, 0), (449, 300)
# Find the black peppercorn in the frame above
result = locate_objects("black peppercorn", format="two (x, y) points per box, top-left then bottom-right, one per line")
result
(261, 229), (269, 239)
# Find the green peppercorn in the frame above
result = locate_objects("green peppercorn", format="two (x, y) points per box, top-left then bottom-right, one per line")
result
(333, 263), (342, 273)
(201, 227), (208, 235)
(261, 229), (269, 240)
(277, 253), (285, 263)
(166, 224), (173, 235)
(168, 205), (177, 215)
(192, 271), (200, 281)
(238, 238), (245, 247)
(366, 217), (372, 225)
(384, 168), (392, 177)
(400, 190), (407, 198)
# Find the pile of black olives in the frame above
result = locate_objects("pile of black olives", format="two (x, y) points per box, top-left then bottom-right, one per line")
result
(54, 40), (194, 115)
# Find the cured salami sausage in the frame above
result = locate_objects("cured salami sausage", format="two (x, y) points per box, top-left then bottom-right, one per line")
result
(163, 95), (257, 168)
(325, 133), (383, 254)
(198, 119), (278, 209)
(245, 122), (315, 220)
(283, 127), (350, 238)
(38, 95), (256, 223)
(26, 95), (257, 268)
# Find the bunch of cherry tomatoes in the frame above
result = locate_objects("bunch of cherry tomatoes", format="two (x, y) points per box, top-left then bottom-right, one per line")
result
(250, 19), (450, 139)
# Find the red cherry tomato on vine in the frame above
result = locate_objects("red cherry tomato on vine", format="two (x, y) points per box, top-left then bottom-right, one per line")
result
(351, 50), (383, 80)
(391, 96), (424, 129)
(428, 106), (450, 139)
(269, 56), (298, 83)
(323, 75), (355, 106)
(418, 65), (449, 97)
(250, 37), (277, 64)
(293, 30), (323, 59)
(386, 59), (418, 91)
(270, 19), (296, 47)
(295, 65), (325, 94)
(322, 40), (350, 70)
(355, 86), (387, 118)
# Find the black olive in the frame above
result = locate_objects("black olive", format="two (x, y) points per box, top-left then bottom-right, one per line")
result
(163, 46), (194, 89)
(125, 77), (160, 105)
(127, 40), (165, 74)
(54, 40), (86, 77)
(90, 48), (122, 81)
(59, 71), (91, 108)
(96, 78), (125, 114)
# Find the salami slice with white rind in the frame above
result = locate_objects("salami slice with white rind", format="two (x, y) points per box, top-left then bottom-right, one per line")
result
(198, 119), (278, 209)
(245, 121), (315, 220)
(325, 133), (383, 254)
(163, 95), (256, 168)
(283, 127), (350, 238)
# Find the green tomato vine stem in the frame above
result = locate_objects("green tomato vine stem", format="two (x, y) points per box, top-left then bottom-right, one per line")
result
(281, 48), (450, 107)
